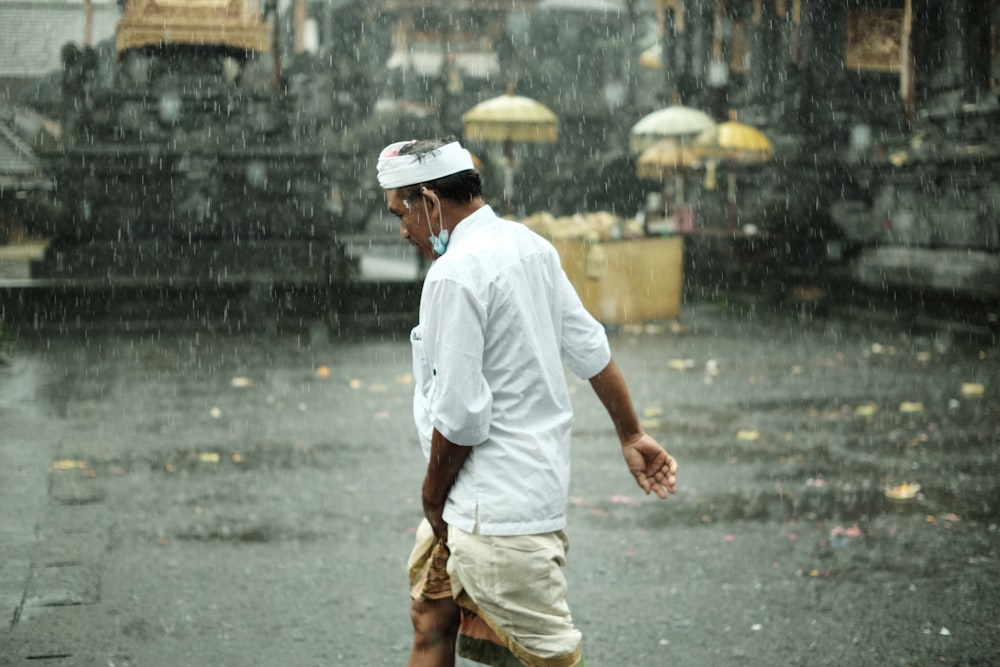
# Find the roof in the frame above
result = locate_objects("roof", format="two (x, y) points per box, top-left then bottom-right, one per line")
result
(0, 2), (118, 78)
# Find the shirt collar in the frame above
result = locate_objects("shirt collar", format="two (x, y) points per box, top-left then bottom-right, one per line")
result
(446, 204), (498, 249)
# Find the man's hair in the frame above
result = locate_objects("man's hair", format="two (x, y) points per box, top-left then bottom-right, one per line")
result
(397, 137), (482, 203)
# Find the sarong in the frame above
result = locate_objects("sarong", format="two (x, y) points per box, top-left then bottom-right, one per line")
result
(408, 520), (585, 667)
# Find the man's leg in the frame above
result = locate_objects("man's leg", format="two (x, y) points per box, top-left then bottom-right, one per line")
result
(408, 595), (461, 667)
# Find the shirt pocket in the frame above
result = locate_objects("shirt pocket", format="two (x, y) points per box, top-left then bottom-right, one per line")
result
(410, 326), (433, 397)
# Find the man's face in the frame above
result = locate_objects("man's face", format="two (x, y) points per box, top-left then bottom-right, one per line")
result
(386, 189), (436, 260)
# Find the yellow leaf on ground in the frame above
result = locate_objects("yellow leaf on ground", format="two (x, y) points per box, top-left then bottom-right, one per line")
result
(885, 482), (921, 500)
(737, 430), (760, 441)
(899, 401), (924, 413)
(960, 383), (984, 398)
(51, 459), (88, 471)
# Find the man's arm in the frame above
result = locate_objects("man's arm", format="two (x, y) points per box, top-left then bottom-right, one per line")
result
(423, 429), (473, 542)
(589, 358), (678, 499)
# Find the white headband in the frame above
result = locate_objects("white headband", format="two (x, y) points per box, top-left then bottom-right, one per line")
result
(376, 140), (476, 190)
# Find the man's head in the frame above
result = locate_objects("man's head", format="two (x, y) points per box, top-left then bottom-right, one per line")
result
(376, 137), (482, 203)
(378, 138), (484, 259)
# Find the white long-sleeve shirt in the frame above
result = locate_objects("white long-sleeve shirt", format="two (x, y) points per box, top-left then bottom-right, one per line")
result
(410, 205), (610, 536)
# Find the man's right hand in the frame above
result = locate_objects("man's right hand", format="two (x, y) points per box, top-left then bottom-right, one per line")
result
(622, 434), (678, 499)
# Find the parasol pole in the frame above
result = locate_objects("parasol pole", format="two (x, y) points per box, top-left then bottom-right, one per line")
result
(725, 109), (739, 234)
(503, 136), (515, 216)
(83, 0), (93, 47)
(900, 0), (915, 130)
(726, 170), (737, 234)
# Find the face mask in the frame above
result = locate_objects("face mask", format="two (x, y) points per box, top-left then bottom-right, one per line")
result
(431, 228), (450, 256)
(422, 191), (449, 256)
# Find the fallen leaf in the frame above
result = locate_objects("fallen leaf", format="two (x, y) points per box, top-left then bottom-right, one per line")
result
(51, 459), (88, 471)
(737, 429), (760, 441)
(230, 376), (253, 388)
(831, 524), (862, 538)
(668, 359), (694, 371)
(642, 406), (664, 418)
(349, 378), (363, 389)
(209, 406), (222, 418)
(960, 383), (984, 398)
(855, 403), (878, 417)
(898, 401), (924, 413)
(885, 482), (921, 500)
(198, 452), (220, 463)
(316, 366), (331, 378)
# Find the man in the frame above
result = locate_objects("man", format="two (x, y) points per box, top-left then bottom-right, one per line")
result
(377, 138), (678, 667)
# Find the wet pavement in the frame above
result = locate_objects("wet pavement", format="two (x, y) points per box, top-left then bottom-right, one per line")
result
(1, 293), (999, 666)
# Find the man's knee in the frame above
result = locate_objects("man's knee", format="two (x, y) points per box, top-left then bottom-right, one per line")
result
(410, 597), (460, 640)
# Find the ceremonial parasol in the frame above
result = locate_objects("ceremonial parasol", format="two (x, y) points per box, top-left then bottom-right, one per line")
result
(463, 86), (558, 214)
(630, 104), (715, 208)
(629, 105), (717, 153)
(693, 118), (774, 233)
(693, 120), (774, 163)
(636, 138), (702, 180)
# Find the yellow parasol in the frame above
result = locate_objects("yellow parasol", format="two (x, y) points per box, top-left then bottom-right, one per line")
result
(693, 120), (774, 163)
(463, 86), (558, 214)
(636, 138), (703, 180)
(693, 118), (774, 233)
(462, 90), (558, 144)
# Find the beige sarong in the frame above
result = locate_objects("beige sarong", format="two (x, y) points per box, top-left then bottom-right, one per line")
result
(407, 519), (585, 667)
